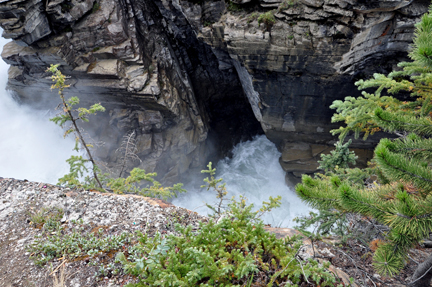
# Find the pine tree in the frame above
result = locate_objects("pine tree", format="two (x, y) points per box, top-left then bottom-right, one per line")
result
(318, 139), (358, 172)
(296, 7), (432, 286)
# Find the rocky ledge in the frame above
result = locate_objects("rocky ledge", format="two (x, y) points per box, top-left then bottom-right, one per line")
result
(1, 177), (430, 286)
(0, 177), (356, 286)
(0, 177), (207, 286)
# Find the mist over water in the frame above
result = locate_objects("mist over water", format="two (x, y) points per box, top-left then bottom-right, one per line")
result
(173, 135), (314, 228)
(0, 33), (75, 184)
(0, 33), (311, 226)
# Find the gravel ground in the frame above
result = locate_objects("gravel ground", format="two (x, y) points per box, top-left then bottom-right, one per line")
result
(2, 177), (429, 287)
(0, 177), (208, 287)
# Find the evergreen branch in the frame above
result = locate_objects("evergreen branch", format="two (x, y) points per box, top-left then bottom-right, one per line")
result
(377, 153), (432, 184)
(417, 213), (432, 219)
(296, 188), (341, 206)
(296, 7), (432, 282)
(295, 175), (343, 210)
(47, 64), (105, 191)
(66, 103), (104, 190)
(339, 185), (395, 219)
(392, 212), (432, 220)
(380, 133), (432, 161)
(374, 108), (432, 136)
(375, 139), (432, 192)
(396, 213), (411, 219)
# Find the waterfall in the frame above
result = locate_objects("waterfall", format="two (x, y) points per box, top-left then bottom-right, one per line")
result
(0, 33), (75, 184)
(172, 135), (314, 227)
(0, 34), (312, 227)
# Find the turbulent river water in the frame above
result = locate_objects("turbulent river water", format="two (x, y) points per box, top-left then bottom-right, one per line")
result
(172, 135), (313, 227)
(0, 33), (312, 227)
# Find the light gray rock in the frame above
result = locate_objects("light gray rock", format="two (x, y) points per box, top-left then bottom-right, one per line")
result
(0, 177), (208, 287)
(300, 0), (323, 8)
(0, 0), (52, 45)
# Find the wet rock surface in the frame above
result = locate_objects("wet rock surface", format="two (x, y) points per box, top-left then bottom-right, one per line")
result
(0, 0), (262, 185)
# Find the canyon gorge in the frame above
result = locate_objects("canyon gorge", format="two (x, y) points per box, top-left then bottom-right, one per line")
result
(0, 0), (429, 183)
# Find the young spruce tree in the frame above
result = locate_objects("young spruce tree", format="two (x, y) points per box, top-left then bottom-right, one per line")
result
(48, 64), (105, 190)
(48, 64), (186, 200)
(296, 7), (432, 287)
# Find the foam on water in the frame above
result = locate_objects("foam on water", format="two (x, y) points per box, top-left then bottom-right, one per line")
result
(0, 33), (76, 184)
(172, 135), (314, 227)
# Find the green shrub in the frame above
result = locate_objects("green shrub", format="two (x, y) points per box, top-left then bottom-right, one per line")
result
(203, 20), (214, 27)
(26, 165), (344, 286)
(28, 219), (131, 267)
(278, 0), (299, 12)
(116, 197), (341, 286)
(227, 1), (242, 12)
(92, 2), (100, 13)
(258, 11), (276, 31)
(28, 207), (64, 231)
(247, 12), (259, 23)
(107, 168), (186, 200)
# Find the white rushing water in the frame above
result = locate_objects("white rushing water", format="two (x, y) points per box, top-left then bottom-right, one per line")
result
(0, 34), (311, 227)
(0, 34), (76, 184)
(172, 135), (313, 228)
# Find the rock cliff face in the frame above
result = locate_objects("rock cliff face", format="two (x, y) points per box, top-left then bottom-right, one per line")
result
(0, 0), (429, 181)
(0, 0), (262, 183)
(199, 0), (429, 177)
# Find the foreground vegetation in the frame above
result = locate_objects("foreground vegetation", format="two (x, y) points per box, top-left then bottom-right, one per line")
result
(27, 167), (344, 286)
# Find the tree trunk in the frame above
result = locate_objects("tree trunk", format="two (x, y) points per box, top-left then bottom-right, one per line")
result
(408, 253), (432, 287)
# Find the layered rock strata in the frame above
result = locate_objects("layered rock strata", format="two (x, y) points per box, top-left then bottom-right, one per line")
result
(0, 0), (429, 180)
(0, 0), (261, 183)
(199, 0), (429, 176)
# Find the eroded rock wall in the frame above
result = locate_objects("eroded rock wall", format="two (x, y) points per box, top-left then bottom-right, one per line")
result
(199, 0), (429, 176)
(0, 0), (429, 181)
(0, 0), (261, 183)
